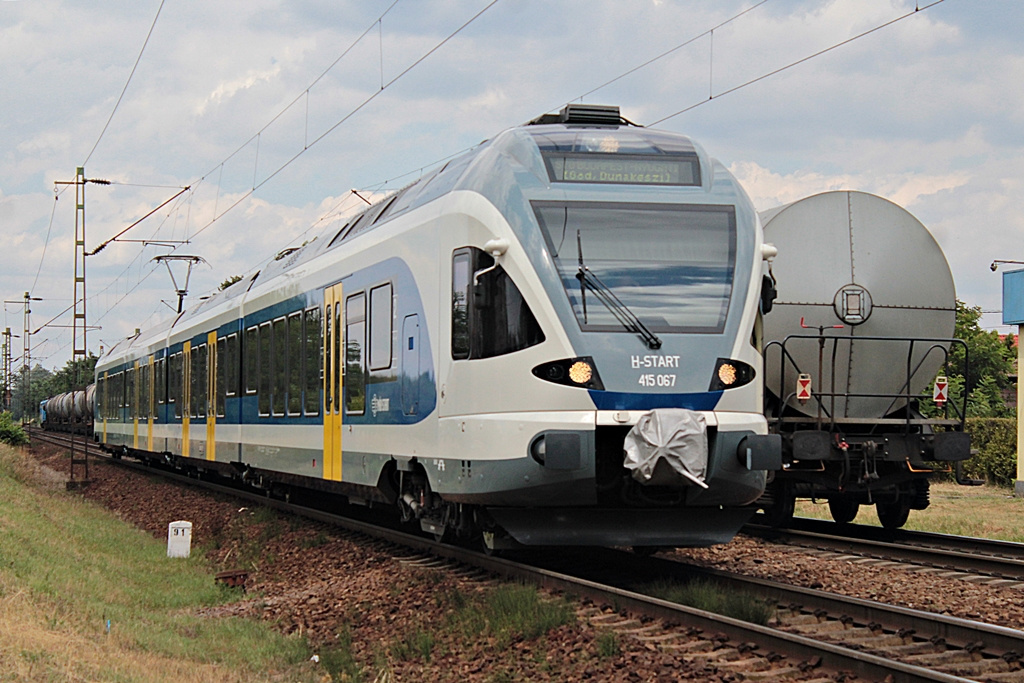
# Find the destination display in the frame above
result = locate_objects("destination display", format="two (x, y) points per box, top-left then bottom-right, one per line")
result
(544, 154), (700, 186)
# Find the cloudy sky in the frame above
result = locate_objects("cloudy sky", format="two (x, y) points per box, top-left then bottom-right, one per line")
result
(1, 0), (1021, 369)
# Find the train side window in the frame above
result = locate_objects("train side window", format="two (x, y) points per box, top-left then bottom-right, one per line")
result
(272, 317), (287, 416)
(224, 334), (239, 398)
(216, 336), (227, 418)
(192, 343), (207, 419)
(169, 354), (181, 418)
(369, 283), (393, 371)
(258, 323), (272, 416)
(126, 366), (135, 418)
(335, 303), (344, 411)
(345, 293), (366, 415)
(156, 358), (166, 406)
(452, 250), (471, 359)
(451, 247), (545, 360)
(287, 313), (302, 416)
(142, 362), (151, 420)
(183, 349), (191, 419)
(304, 307), (321, 415)
(244, 326), (259, 395)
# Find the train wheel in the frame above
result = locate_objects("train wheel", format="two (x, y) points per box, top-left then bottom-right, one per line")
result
(828, 496), (859, 524)
(876, 499), (910, 529)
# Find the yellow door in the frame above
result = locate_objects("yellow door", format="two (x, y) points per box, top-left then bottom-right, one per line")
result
(323, 284), (343, 481)
(206, 331), (217, 461)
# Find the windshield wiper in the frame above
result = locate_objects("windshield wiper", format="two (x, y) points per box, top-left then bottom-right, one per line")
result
(575, 229), (662, 350)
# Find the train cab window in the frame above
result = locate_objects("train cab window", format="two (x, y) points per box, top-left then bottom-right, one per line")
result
(304, 307), (321, 415)
(452, 252), (471, 359)
(258, 323), (271, 416)
(272, 317), (287, 416)
(287, 313), (302, 416)
(369, 284), (393, 371)
(451, 247), (545, 360)
(345, 293), (366, 414)
(244, 326), (259, 395)
(533, 202), (736, 334)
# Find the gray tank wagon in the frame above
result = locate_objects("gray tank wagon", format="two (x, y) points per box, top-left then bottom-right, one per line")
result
(42, 384), (95, 434)
(757, 191), (972, 529)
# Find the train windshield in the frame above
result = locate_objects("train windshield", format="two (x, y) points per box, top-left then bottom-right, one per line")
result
(533, 201), (736, 334)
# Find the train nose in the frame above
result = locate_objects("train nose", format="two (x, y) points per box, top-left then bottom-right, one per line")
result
(623, 409), (709, 488)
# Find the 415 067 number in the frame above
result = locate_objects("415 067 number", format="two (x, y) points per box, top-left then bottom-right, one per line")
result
(638, 374), (677, 387)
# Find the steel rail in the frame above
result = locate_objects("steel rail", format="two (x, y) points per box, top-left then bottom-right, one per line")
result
(786, 516), (1024, 560)
(744, 519), (1024, 581)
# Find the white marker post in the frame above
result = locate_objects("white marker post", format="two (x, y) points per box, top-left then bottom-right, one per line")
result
(167, 521), (193, 558)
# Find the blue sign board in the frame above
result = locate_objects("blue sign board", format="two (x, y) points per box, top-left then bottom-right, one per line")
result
(1003, 269), (1024, 325)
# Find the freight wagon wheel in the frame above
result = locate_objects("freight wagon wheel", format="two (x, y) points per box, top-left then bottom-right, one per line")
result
(876, 499), (911, 529)
(760, 482), (794, 528)
(827, 496), (860, 524)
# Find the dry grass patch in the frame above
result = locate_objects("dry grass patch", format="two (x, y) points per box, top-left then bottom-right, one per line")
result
(794, 481), (1024, 541)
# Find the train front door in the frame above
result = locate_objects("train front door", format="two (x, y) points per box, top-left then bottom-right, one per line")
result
(323, 283), (343, 481)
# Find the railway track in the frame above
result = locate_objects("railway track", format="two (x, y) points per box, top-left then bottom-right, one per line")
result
(29, 429), (1024, 682)
(744, 517), (1024, 584)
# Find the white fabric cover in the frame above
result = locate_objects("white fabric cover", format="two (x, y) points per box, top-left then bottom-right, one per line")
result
(623, 409), (709, 488)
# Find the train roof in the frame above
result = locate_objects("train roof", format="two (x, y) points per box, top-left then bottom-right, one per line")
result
(99, 105), (723, 366)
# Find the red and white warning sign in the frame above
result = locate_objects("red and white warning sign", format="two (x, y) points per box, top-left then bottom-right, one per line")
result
(796, 373), (812, 404)
(933, 375), (948, 407)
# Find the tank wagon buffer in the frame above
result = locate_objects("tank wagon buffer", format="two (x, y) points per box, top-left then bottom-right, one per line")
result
(756, 191), (972, 529)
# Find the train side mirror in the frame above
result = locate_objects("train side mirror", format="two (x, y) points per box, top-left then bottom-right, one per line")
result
(760, 274), (777, 314)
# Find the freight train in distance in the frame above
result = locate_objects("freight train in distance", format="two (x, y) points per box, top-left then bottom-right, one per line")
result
(44, 105), (972, 546)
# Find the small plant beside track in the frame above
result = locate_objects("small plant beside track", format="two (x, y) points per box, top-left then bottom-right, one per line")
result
(638, 577), (775, 625)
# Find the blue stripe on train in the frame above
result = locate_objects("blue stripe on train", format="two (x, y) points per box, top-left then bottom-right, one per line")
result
(588, 390), (722, 411)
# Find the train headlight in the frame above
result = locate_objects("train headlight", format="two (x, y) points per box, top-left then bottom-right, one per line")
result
(532, 357), (604, 390)
(568, 361), (593, 385)
(709, 358), (755, 391)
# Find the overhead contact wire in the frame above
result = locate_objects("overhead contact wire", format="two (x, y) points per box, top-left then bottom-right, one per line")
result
(648, 0), (947, 126)
(83, 0), (166, 166)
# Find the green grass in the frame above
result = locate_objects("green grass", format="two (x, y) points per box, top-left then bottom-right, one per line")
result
(0, 445), (324, 681)
(595, 630), (621, 658)
(794, 481), (1024, 541)
(447, 583), (575, 649)
(639, 578), (775, 625)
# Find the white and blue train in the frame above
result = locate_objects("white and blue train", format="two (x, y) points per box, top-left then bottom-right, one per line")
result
(93, 104), (781, 549)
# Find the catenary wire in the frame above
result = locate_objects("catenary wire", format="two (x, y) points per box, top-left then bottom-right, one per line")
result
(83, 0), (166, 166)
(648, 0), (946, 126)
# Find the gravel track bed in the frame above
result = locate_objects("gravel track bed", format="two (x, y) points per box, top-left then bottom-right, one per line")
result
(676, 537), (1024, 628)
(26, 443), (1024, 680)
